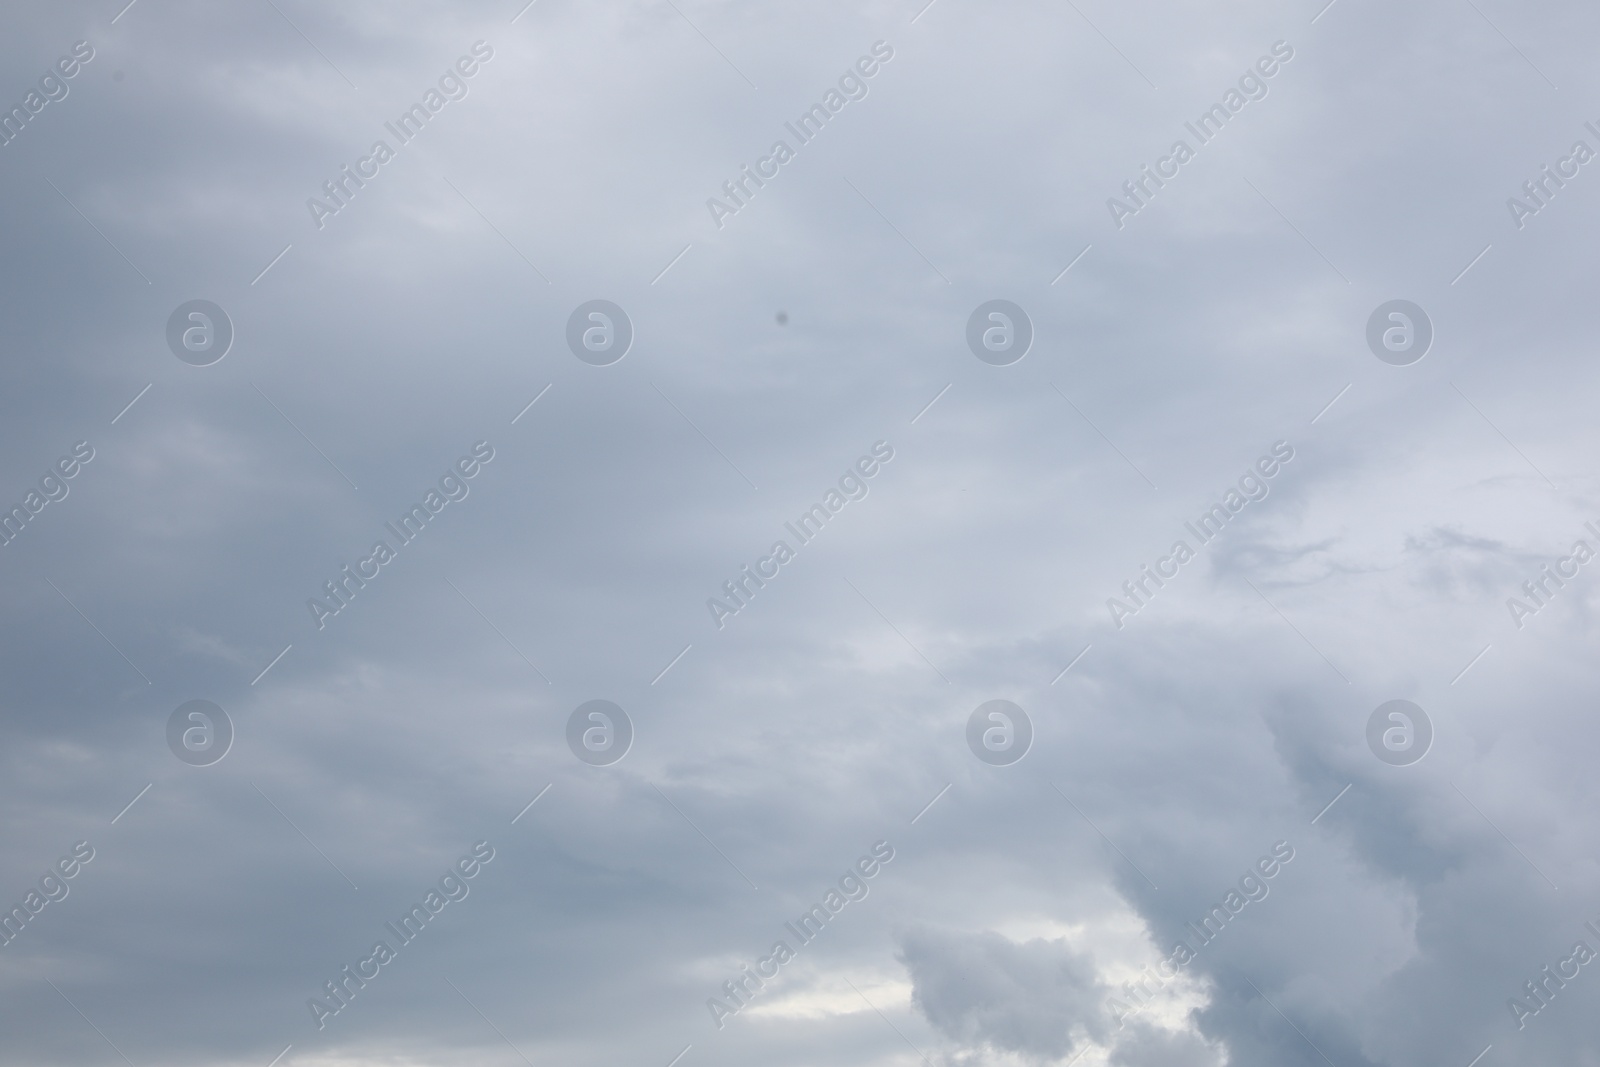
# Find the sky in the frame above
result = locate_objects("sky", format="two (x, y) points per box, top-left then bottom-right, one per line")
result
(2, 1), (1599, 1065)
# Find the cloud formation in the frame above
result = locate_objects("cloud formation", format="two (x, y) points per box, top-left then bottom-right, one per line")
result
(2, 1), (1599, 1066)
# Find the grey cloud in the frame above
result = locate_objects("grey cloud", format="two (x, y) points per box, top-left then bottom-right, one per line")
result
(1108, 1020), (1225, 1067)
(4, 0), (1600, 1065)
(898, 926), (1111, 1060)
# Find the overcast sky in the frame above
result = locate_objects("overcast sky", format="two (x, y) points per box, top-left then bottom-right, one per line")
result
(2, 1), (1599, 1066)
